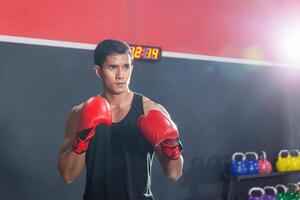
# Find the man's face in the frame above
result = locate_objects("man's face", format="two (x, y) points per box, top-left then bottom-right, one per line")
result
(95, 53), (133, 95)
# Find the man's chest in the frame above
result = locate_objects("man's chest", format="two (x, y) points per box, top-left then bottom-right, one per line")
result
(111, 105), (131, 123)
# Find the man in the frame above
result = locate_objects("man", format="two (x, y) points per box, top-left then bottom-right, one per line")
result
(58, 39), (184, 200)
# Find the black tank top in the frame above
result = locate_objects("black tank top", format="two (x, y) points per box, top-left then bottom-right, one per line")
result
(84, 93), (155, 200)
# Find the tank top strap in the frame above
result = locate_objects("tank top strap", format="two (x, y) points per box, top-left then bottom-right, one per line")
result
(131, 92), (144, 117)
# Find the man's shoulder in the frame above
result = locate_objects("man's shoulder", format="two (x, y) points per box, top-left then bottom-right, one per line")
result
(142, 96), (152, 105)
(142, 96), (156, 109)
(64, 103), (83, 136)
(142, 96), (170, 117)
(70, 103), (84, 115)
(66, 102), (84, 125)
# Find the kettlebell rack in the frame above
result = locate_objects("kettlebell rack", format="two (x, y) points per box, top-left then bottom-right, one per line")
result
(227, 171), (300, 200)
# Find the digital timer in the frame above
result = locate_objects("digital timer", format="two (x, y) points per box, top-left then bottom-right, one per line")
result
(129, 44), (162, 61)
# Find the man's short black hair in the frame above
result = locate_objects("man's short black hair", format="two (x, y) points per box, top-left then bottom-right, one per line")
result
(94, 39), (133, 68)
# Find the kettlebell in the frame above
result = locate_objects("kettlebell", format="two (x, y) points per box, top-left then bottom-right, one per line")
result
(291, 183), (300, 200)
(275, 184), (287, 200)
(276, 150), (291, 172)
(230, 152), (247, 176)
(296, 151), (300, 171)
(286, 183), (300, 200)
(248, 187), (265, 200)
(258, 151), (272, 175)
(262, 186), (277, 200)
(289, 149), (300, 171)
(245, 152), (259, 174)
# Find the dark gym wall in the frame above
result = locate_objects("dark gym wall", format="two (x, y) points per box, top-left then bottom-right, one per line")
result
(1, 42), (300, 200)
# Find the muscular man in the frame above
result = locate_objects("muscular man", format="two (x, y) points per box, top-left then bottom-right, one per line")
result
(58, 39), (184, 200)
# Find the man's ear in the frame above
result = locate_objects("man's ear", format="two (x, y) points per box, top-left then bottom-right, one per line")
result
(94, 65), (102, 78)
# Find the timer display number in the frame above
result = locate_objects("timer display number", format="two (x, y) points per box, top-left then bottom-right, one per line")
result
(130, 45), (162, 61)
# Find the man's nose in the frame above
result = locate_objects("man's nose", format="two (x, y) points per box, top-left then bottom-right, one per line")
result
(116, 68), (124, 79)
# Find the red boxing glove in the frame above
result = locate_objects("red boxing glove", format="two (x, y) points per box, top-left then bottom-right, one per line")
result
(72, 96), (112, 154)
(137, 110), (183, 160)
(160, 138), (183, 160)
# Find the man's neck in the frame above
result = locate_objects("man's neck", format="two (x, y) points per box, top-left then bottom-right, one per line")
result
(101, 89), (133, 107)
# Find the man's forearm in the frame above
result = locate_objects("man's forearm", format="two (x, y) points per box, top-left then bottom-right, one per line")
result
(58, 143), (85, 184)
(156, 148), (184, 181)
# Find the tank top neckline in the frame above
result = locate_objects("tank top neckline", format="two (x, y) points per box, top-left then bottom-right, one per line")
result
(111, 92), (138, 125)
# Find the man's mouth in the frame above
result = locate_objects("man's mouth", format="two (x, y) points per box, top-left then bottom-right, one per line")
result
(116, 82), (126, 85)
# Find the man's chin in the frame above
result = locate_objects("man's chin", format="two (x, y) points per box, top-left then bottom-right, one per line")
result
(110, 88), (128, 95)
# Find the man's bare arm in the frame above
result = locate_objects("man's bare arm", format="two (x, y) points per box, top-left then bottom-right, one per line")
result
(143, 97), (184, 181)
(58, 105), (85, 184)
